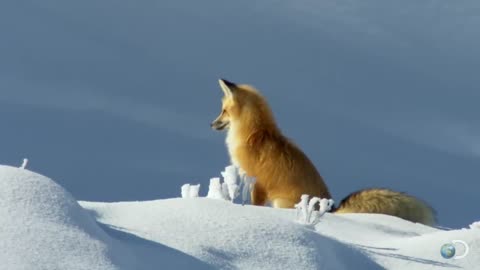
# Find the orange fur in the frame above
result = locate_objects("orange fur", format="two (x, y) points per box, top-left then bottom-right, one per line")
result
(211, 79), (331, 207)
(211, 79), (437, 226)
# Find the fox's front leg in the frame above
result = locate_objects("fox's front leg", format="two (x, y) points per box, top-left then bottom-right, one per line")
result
(251, 184), (267, 206)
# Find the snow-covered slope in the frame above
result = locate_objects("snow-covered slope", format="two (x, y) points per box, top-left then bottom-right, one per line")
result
(0, 165), (134, 270)
(82, 199), (480, 270)
(1, 165), (478, 269)
(80, 199), (381, 270)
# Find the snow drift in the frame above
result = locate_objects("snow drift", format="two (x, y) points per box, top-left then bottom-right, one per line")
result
(0, 165), (378, 269)
(0, 165), (133, 270)
(81, 199), (381, 270)
(1, 165), (478, 269)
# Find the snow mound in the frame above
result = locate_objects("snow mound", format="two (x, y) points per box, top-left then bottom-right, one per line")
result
(81, 199), (381, 270)
(0, 165), (378, 270)
(82, 198), (480, 270)
(2, 165), (478, 269)
(0, 165), (133, 270)
(314, 214), (480, 269)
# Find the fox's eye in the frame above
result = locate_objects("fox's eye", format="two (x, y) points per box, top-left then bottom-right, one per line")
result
(222, 109), (227, 114)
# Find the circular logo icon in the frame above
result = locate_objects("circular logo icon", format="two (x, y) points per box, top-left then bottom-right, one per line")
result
(440, 243), (456, 259)
(440, 240), (469, 260)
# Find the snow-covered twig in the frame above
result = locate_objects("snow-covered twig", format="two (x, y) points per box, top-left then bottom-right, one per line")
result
(221, 165), (239, 202)
(295, 194), (334, 226)
(207, 177), (227, 200)
(241, 174), (256, 205)
(181, 184), (191, 198)
(221, 182), (230, 200)
(189, 184), (200, 198)
(306, 197), (321, 223)
(181, 183), (200, 198)
(20, 158), (28, 169)
(204, 165), (256, 204)
(295, 195), (310, 222)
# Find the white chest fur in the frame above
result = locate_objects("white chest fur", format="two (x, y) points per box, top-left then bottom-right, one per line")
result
(226, 124), (240, 167)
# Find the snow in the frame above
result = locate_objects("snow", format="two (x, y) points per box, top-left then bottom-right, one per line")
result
(1, 165), (478, 269)
(470, 221), (480, 230)
(206, 177), (227, 200)
(82, 199), (383, 270)
(221, 165), (240, 202)
(0, 165), (134, 270)
(295, 195), (334, 226)
(204, 165), (256, 204)
(181, 183), (200, 198)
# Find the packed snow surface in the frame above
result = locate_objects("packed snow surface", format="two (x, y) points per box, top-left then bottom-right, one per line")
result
(1, 165), (478, 269)
(0, 165), (134, 270)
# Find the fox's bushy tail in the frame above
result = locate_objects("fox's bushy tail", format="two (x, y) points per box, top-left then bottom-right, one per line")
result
(332, 188), (436, 226)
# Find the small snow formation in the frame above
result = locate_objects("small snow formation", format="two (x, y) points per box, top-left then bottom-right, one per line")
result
(19, 158), (28, 169)
(181, 184), (190, 198)
(469, 221), (480, 229)
(221, 165), (239, 202)
(200, 165), (256, 204)
(240, 174), (256, 205)
(206, 177), (227, 200)
(181, 183), (200, 198)
(189, 184), (200, 197)
(295, 194), (334, 226)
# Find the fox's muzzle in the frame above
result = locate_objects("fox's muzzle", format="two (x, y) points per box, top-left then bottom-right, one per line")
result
(210, 120), (229, 131)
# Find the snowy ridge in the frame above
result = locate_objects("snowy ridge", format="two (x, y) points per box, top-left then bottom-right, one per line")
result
(1, 165), (478, 269)
(0, 165), (134, 270)
(82, 199), (479, 270)
(81, 199), (381, 270)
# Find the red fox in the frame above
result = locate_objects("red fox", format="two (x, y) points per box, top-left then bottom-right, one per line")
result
(211, 79), (436, 226)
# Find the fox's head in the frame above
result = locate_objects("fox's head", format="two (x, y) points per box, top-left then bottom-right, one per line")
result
(211, 79), (276, 132)
(210, 79), (241, 131)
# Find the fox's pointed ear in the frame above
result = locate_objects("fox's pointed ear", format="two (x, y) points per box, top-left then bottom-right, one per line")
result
(219, 79), (237, 97)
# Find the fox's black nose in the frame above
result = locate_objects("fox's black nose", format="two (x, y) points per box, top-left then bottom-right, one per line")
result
(219, 78), (237, 88)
